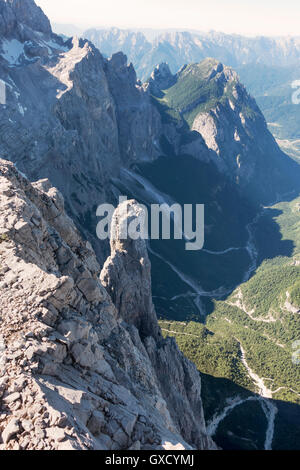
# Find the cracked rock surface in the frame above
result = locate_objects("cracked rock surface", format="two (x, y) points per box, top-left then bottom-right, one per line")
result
(0, 160), (216, 450)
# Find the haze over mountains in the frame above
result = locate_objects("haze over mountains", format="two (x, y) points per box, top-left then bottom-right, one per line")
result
(83, 28), (300, 79)
(83, 27), (300, 153)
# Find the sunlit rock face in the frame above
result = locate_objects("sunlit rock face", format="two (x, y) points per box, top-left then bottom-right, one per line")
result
(0, 159), (216, 450)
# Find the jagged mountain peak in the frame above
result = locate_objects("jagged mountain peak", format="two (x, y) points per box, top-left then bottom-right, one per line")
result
(0, 0), (299, 452)
(0, 0), (69, 67)
(101, 199), (161, 341)
(177, 58), (238, 83)
(85, 26), (147, 42)
(0, 0), (52, 37)
(108, 50), (129, 69)
(146, 57), (300, 203)
(152, 62), (172, 77)
(147, 58), (242, 110)
(146, 62), (176, 96)
(154, 30), (194, 45)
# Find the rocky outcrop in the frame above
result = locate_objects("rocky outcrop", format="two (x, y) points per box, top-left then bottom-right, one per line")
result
(0, 159), (216, 450)
(0, 0), (298, 267)
(0, 0), (52, 38)
(147, 58), (300, 204)
(190, 70), (300, 202)
(146, 63), (176, 98)
(0, 1), (297, 452)
(100, 200), (216, 449)
(101, 201), (161, 340)
(0, 0), (162, 265)
(0, 18), (122, 263)
(105, 51), (162, 164)
(284, 292), (300, 314)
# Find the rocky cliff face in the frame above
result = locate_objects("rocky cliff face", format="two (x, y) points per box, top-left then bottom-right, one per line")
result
(0, 0), (297, 263)
(100, 200), (214, 448)
(100, 200), (161, 341)
(0, 4), (218, 450)
(0, 159), (216, 450)
(0, 0), (161, 265)
(0, 0), (299, 452)
(0, 0), (52, 39)
(104, 52), (161, 165)
(147, 59), (300, 204)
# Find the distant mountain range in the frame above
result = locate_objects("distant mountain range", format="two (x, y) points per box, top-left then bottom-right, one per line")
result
(53, 22), (84, 37)
(83, 28), (300, 78)
(83, 28), (300, 142)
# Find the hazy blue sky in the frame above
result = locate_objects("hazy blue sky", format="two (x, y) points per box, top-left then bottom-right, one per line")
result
(36, 0), (300, 36)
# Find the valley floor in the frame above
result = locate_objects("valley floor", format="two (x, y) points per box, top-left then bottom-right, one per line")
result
(159, 194), (300, 450)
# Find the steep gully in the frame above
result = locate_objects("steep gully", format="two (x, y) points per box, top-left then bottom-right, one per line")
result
(237, 343), (277, 450)
(116, 168), (265, 314)
(114, 169), (295, 449)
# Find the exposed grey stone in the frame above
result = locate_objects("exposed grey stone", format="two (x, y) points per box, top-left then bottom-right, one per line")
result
(3, 392), (21, 404)
(129, 441), (141, 450)
(77, 278), (106, 304)
(0, 28), (216, 447)
(87, 410), (105, 436)
(101, 200), (217, 449)
(101, 200), (161, 340)
(46, 427), (66, 443)
(2, 418), (20, 444)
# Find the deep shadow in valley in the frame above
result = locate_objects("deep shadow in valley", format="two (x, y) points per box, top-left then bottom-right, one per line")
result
(200, 372), (300, 451)
(122, 153), (297, 322)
